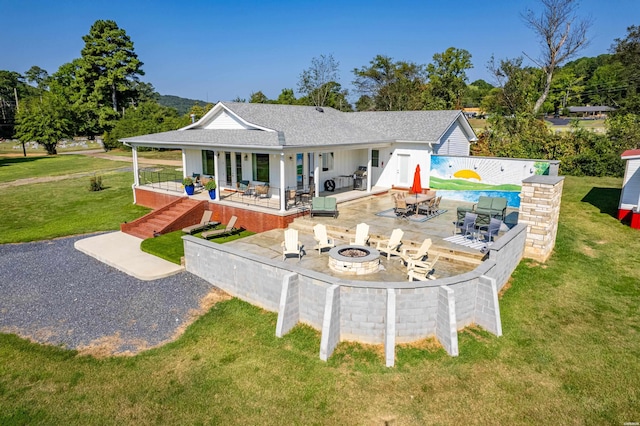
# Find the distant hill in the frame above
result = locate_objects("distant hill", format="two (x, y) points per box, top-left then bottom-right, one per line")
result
(158, 95), (211, 115)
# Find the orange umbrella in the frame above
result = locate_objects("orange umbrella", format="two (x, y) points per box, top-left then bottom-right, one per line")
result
(410, 164), (422, 195)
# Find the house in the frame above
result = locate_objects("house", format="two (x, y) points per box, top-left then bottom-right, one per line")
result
(121, 102), (476, 231)
(618, 149), (640, 229)
(567, 105), (615, 119)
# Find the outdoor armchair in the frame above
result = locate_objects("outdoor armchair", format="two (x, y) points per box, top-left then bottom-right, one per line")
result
(282, 228), (303, 260)
(376, 228), (404, 259)
(313, 223), (335, 254)
(399, 238), (432, 264)
(349, 222), (370, 246)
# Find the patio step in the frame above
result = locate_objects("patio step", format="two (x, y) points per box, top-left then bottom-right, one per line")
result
(121, 198), (205, 239)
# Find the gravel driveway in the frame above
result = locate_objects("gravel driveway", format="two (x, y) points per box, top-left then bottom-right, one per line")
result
(0, 234), (218, 355)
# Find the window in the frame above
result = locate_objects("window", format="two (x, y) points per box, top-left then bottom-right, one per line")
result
(224, 152), (231, 185)
(322, 152), (334, 171)
(252, 153), (269, 182)
(235, 153), (242, 182)
(372, 149), (379, 167)
(202, 150), (215, 176)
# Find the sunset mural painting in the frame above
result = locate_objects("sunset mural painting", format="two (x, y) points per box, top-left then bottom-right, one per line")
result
(429, 156), (552, 208)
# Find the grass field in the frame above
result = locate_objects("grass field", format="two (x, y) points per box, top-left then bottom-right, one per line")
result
(1, 154), (639, 423)
(0, 169), (149, 244)
(106, 148), (182, 161)
(141, 228), (255, 264)
(0, 155), (131, 183)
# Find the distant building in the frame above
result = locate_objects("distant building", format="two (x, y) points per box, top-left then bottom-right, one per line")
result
(567, 106), (615, 119)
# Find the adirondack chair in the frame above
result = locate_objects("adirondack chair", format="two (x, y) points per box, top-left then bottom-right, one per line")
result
(313, 223), (335, 255)
(399, 238), (432, 264)
(407, 254), (440, 281)
(349, 222), (370, 246)
(282, 228), (302, 260)
(376, 228), (404, 259)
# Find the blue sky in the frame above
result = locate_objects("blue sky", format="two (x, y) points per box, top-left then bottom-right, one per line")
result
(3, 0), (637, 104)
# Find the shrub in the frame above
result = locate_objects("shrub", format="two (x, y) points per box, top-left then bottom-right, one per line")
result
(89, 175), (103, 191)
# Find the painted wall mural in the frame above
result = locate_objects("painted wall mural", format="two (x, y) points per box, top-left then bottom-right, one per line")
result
(429, 156), (553, 208)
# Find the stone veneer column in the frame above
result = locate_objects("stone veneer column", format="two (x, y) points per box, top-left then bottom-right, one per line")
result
(519, 175), (565, 262)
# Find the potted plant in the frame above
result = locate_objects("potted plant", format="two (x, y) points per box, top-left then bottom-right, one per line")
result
(204, 179), (217, 199)
(183, 176), (195, 195)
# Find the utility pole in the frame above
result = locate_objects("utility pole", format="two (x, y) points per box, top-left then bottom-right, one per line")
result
(14, 87), (26, 157)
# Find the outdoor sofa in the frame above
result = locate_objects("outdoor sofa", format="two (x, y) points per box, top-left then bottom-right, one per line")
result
(310, 196), (338, 218)
(458, 196), (507, 221)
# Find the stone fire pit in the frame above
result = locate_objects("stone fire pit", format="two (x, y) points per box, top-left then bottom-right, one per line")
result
(328, 245), (381, 275)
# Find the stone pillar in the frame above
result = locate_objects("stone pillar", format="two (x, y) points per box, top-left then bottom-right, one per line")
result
(519, 176), (565, 262)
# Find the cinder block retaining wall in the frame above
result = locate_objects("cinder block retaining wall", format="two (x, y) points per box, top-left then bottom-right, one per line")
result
(184, 223), (526, 366)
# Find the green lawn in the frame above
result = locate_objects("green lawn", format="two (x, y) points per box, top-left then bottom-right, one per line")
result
(1, 172), (639, 423)
(106, 148), (183, 161)
(141, 228), (256, 264)
(0, 155), (130, 183)
(0, 171), (149, 243)
(0, 140), (103, 155)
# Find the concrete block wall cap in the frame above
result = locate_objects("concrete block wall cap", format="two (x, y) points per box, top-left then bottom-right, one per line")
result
(522, 175), (565, 185)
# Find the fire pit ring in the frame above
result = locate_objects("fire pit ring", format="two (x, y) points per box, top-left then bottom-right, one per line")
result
(328, 245), (381, 275)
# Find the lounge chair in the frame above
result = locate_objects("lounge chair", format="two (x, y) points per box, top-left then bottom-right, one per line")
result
(349, 222), (370, 246)
(182, 210), (220, 234)
(454, 212), (477, 238)
(313, 223), (335, 254)
(376, 228), (404, 259)
(399, 238), (432, 264)
(201, 216), (240, 239)
(282, 228), (302, 260)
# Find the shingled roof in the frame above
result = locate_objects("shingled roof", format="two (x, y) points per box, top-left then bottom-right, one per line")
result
(121, 102), (475, 149)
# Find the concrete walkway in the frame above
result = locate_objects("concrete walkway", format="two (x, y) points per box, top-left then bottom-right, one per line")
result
(74, 231), (184, 280)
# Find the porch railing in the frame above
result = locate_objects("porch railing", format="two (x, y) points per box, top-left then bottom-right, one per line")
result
(138, 168), (183, 192)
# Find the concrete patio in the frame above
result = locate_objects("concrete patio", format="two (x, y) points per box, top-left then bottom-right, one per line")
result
(223, 191), (518, 282)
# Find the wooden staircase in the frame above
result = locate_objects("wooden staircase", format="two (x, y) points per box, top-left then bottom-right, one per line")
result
(121, 198), (207, 239)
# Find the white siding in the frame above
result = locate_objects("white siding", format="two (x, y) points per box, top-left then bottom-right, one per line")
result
(620, 158), (640, 209)
(204, 110), (252, 130)
(434, 123), (470, 156)
(184, 149), (203, 176)
(375, 143), (432, 189)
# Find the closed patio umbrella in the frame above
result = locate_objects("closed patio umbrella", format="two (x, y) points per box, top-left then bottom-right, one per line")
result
(411, 164), (422, 196)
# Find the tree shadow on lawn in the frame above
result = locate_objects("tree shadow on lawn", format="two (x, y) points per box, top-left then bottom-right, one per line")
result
(581, 187), (621, 218)
(0, 156), (52, 167)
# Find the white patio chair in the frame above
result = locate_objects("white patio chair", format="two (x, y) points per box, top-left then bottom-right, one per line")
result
(407, 254), (440, 281)
(281, 228), (302, 261)
(399, 238), (432, 264)
(349, 222), (370, 246)
(376, 228), (404, 259)
(313, 223), (335, 255)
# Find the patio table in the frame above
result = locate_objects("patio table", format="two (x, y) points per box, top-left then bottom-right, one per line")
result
(405, 194), (435, 213)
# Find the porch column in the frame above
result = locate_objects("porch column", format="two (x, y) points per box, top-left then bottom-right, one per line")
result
(213, 151), (220, 201)
(314, 153), (321, 196)
(279, 153), (286, 212)
(366, 148), (372, 192)
(181, 149), (187, 179)
(132, 146), (140, 186)
(231, 152), (237, 188)
(303, 152), (309, 188)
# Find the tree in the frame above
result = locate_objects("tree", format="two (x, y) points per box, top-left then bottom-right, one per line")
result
(425, 47), (473, 109)
(75, 20), (144, 132)
(352, 55), (424, 111)
(298, 54), (340, 107)
(522, 0), (591, 114)
(103, 101), (182, 150)
(612, 25), (640, 112)
(485, 57), (542, 115)
(275, 88), (298, 105)
(15, 93), (72, 155)
(24, 66), (49, 90)
(249, 91), (269, 103)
